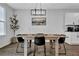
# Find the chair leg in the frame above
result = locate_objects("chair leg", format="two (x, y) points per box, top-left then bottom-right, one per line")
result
(21, 43), (24, 48)
(36, 46), (38, 52)
(16, 43), (24, 53)
(44, 45), (46, 56)
(33, 45), (36, 56)
(16, 43), (19, 53)
(63, 43), (66, 55)
(59, 44), (61, 49)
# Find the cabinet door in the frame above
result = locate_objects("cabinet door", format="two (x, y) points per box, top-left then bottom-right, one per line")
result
(76, 32), (79, 43)
(65, 32), (79, 45)
(71, 32), (77, 44)
(65, 13), (79, 25)
(65, 32), (72, 44)
(65, 13), (74, 25)
(71, 32), (79, 44)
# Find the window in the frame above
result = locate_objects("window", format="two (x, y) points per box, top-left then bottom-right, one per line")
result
(0, 6), (6, 35)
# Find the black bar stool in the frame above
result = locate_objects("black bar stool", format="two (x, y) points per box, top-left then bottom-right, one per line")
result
(33, 33), (46, 56)
(51, 37), (66, 55)
(58, 37), (66, 55)
(16, 37), (24, 53)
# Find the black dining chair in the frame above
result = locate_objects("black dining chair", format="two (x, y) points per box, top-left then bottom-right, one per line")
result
(33, 33), (46, 56)
(16, 37), (24, 53)
(58, 37), (66, 55)
(52, 37), (66, 55)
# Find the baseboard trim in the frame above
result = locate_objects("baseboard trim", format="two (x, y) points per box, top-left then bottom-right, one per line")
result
(65, 42), (79, 46)
(0, 42), (11, 49)
(70, 44), (79, 46)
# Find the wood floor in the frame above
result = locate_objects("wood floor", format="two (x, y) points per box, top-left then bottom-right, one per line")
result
(0, 42), (79, 56)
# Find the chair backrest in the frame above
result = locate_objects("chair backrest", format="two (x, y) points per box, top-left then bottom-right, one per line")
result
(17, 37), (24, 43)
(58, 37), (65, 44)
(34, 33), (45, 46)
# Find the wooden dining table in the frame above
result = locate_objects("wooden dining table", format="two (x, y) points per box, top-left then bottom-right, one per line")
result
(17, 33), (65, 56)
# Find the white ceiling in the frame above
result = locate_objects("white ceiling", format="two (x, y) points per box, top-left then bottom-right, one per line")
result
(7, 3), (79, 10)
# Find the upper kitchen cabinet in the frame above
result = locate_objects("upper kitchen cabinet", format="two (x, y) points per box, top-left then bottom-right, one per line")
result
(65, 13), (79, 25)
(65, 13), (79, 32)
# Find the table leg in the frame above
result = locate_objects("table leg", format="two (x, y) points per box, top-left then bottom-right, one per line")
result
(24, 39), (27, 56)
(55, 39), (59, 56)
(27, 39), (32, 56)
(50, 40), (52, 49)
(50, 40), (52, 53)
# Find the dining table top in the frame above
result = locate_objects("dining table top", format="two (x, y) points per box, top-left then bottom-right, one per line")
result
(17, 33), (65, 40)
(17, 33), (65, 36)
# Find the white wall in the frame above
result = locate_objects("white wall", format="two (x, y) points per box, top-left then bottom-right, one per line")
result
(15, 9), (79, 35)
(0, 3), (14, 48)
(14, 9), (65, 35)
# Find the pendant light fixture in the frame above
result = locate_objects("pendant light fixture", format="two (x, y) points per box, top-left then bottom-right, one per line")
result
(31, 3), (46, 16)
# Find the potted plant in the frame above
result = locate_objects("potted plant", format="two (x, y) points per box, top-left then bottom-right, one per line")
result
(10, 15), (19, 43)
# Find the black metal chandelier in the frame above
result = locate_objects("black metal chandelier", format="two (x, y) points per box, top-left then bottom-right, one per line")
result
(31, 4), (46, 16)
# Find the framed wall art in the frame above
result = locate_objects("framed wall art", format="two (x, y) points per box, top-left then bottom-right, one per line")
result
(32, 17), (46, 25)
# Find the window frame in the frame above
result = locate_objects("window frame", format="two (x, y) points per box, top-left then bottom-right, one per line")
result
(0, 6), (6, 36)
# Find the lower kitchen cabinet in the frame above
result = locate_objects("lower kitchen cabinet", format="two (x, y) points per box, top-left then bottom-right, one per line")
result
(65, 32), (79, 45)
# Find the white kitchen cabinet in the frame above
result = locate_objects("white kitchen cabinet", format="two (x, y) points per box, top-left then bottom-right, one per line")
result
(65, 13), (79, 45)
(65, 13), (79, 25)
(65, 32), (72, 44)
(65, 32), (79, 45)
